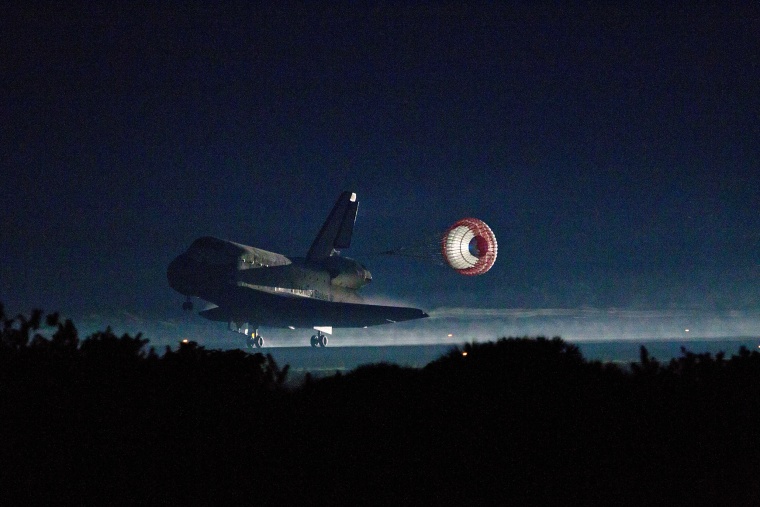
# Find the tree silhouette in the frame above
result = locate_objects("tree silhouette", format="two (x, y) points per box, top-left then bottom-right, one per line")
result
(1, 305), (759, 504)
(79, 327), (148, 360)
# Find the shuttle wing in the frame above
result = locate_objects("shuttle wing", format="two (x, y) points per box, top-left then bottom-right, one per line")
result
(306, 191), (358, 261)
(198, 286), (428, 329)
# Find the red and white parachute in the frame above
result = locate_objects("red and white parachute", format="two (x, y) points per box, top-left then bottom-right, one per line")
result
(380, 217), (497, 276)
(440, 218), (498, 276)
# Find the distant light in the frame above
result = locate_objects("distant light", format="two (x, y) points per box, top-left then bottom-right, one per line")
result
(288, 326), (295, 330)
(447, 333), (453, 338)
(685, 329), (690, 333)
(181, 339), (189, 343)
(462, 351), (468, 357)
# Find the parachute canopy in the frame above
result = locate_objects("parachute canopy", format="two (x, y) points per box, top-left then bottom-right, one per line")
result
(440, 218), (497, 276)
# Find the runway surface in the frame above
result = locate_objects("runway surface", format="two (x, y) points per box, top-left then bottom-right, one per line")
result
(263, 338), (760, 382)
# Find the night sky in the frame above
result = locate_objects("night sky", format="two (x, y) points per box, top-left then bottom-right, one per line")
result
(2, 3), (758, 346)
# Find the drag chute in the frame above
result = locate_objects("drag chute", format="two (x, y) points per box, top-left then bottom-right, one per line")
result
(440, 218), (497, 276)
(379, 217), (497, 276)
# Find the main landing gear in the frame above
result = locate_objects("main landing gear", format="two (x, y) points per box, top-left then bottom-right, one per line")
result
(231, 324), (331, 348)
(247, 330), (264, 349)
(229, 321), (264, 348)
(310, 331), (328, 348)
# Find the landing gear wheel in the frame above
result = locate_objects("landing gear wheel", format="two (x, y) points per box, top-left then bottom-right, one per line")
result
(247, 332), (264, 348)
(311, 331), (328, 348)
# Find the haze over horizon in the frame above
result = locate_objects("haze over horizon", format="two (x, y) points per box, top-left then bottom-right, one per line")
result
(2, 4), (758, 346)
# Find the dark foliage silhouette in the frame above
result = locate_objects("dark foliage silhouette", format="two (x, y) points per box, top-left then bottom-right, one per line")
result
(1, 306), (759, 504)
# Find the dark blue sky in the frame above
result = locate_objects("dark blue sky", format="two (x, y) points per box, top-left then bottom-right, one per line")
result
(2, 3), (758, 343)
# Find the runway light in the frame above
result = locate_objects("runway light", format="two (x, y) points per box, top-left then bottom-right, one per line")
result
(181, 339), (189, 343)
(462, 351), (468, 357)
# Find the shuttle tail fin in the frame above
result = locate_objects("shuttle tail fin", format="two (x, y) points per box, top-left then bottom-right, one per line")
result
(306, 191), (358, 260)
